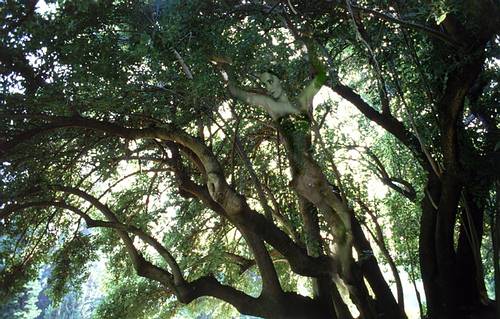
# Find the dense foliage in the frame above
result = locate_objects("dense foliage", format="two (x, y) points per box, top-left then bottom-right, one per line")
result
(1, 1), (499, 318)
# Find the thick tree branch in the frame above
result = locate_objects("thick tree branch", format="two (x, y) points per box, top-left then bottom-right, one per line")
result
(224, 252), (255, 274)
(1, 115), (335, 277)
(356, 198), (405, 311)
(48, 186), (176, 289)
(0, 197), (280, 314)
(185, 276), (264, 315)
(166, 140), (282, 296)
(330, 83), (432, 174)
(0, 198), (176, 285)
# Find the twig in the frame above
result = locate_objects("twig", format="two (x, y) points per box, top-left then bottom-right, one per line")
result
(351, 5), (459, 47)
(173, 49), (194, 79)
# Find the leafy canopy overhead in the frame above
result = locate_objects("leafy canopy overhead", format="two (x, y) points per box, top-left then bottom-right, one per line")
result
(1, 0), (499, 318)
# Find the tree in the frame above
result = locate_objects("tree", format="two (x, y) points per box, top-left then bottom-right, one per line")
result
(1, 1), (498, 318)
(0, 280), (42, 319)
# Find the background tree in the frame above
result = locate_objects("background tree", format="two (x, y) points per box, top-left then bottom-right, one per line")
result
(1, 1), (498, 318)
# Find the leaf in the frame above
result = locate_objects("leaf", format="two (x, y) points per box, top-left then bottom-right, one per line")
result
(436, 12), (448, 25)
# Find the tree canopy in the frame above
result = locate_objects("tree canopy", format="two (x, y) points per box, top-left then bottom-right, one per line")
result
(1, 1), (499, 318)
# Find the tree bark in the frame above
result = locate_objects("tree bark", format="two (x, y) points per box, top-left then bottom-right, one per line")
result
(455, 191), (488, 310)
(419, 173), (441, 318)
(298, 198), (340, 318)
(351, 215), (403, 319)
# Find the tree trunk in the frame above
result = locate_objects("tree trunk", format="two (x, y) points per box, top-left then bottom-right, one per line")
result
(455, 191), (488, 311)
(277, 115), (395, 318)
(419, 174), (441, 318)
(351, 215), (404, 319)
(434, 174), (461, 318)
(298, 198), (339, 318)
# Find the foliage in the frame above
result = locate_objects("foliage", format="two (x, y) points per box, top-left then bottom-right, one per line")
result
(93, 277), (171, 319)
(0, 280), (42, 319)
(46, 235), (97, 303)
(0, 0), (498, 318)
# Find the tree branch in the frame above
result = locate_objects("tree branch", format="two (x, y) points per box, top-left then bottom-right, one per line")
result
(0, 45), (45, 94)
(345, 0), (390, 114)
(0, 196), (279, 314)
(49, 186), (176, 288)
(1, 115), (335, 277)
(330, 83), (432, 174)
(351, 5), (459, 47)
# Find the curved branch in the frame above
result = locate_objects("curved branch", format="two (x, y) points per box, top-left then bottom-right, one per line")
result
(331, 83), (432, 174)
(1, 198), (275, 315)
(2, 194), (180, 287)
(356, 198), (405, 311)
(174, 172), (335, 276)
(360, 146), (417, 201)
(49, 186), (175, 288)
(1, 115), (335, 277)
(185, 276), (266, 317)
(384, 178), (417, 202)
(165, 139), (282, 296)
